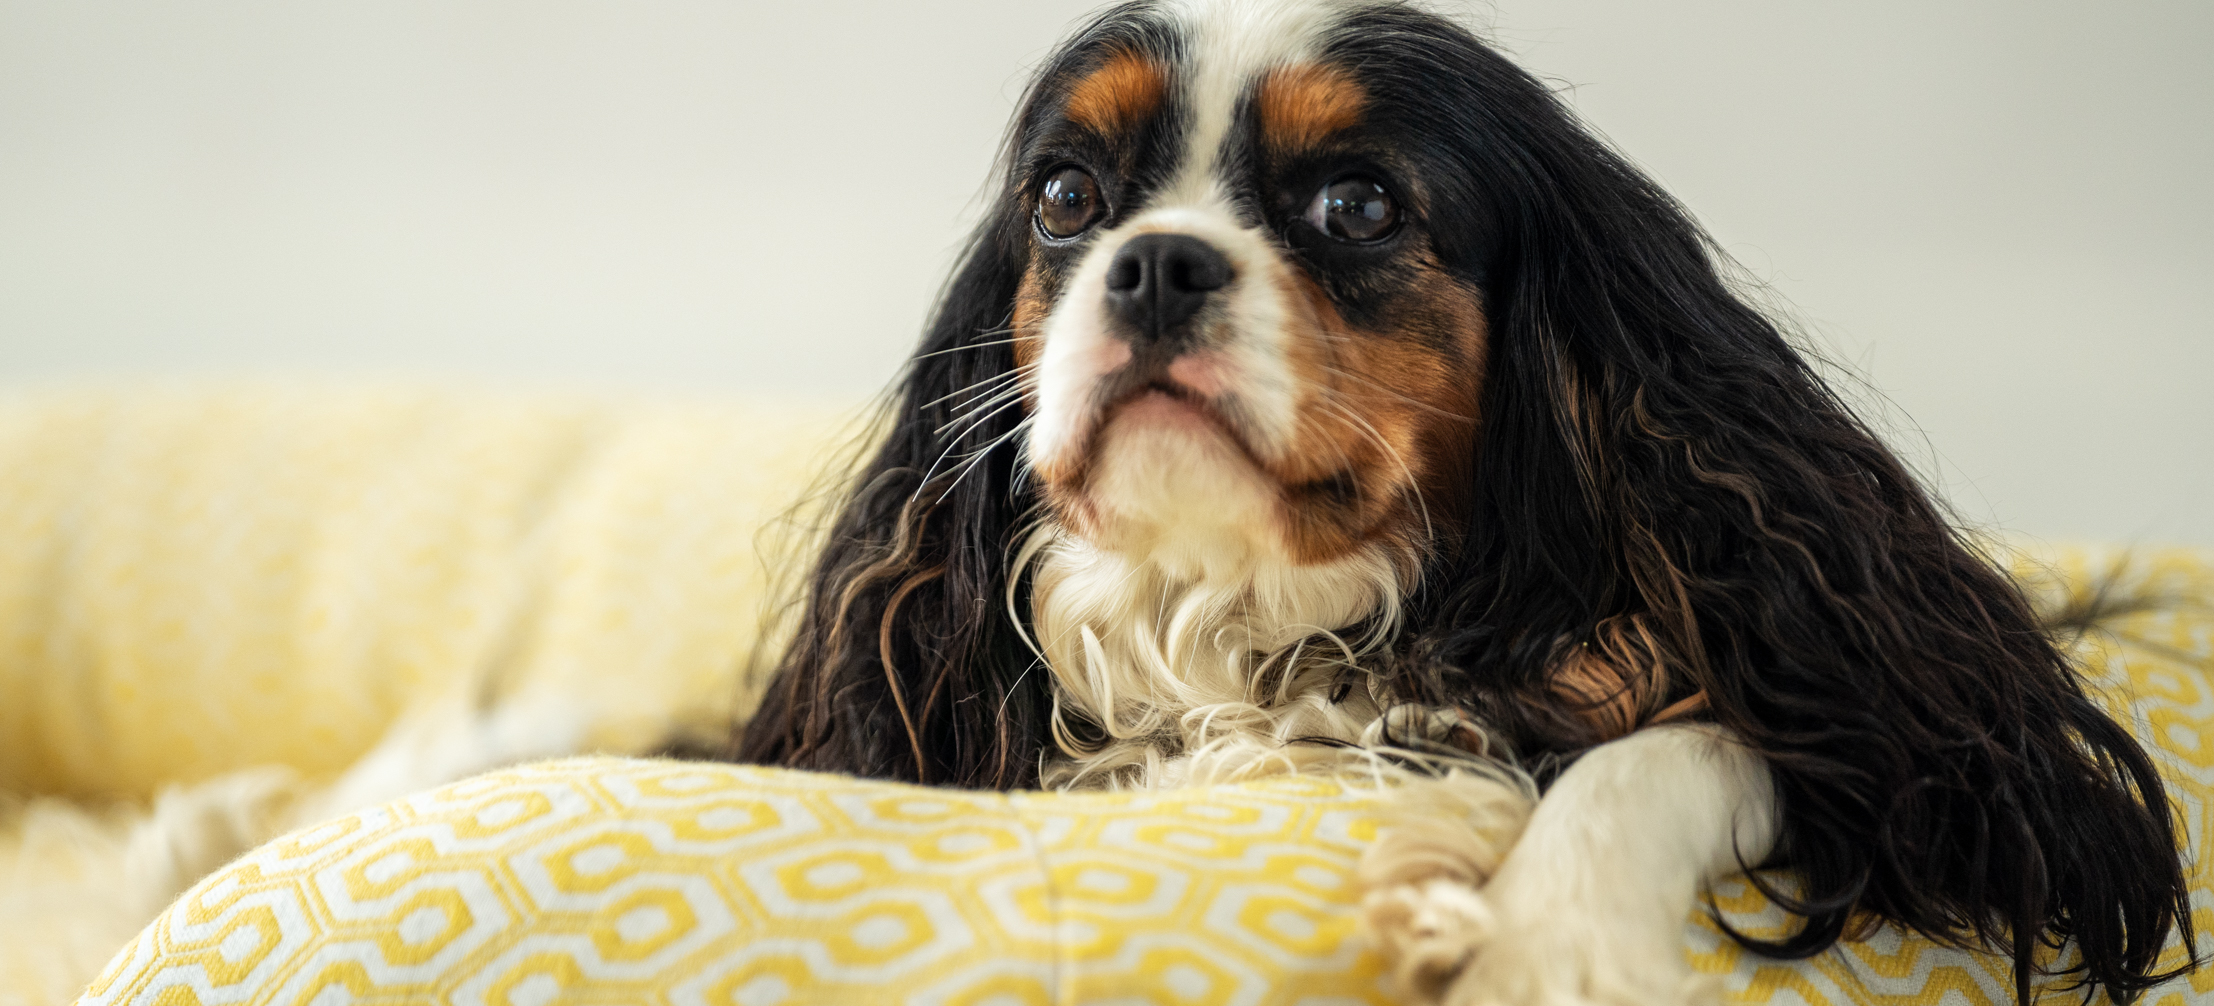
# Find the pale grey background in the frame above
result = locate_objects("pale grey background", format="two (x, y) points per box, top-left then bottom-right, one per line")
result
(1, 1), (2207, 544)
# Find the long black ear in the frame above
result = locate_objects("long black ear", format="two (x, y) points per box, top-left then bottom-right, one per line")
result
(733, 212), (1052, 787)
(731, 2), (1176, 789)
(1392, 27), (2195, 1003)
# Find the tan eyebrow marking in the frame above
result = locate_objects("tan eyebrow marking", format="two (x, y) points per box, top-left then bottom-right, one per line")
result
(1255, 62), (1366, 149)
(1062, 49), (1169, 136)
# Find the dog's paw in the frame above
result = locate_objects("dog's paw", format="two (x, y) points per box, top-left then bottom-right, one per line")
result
(1434, 877), (1718, 1006)
(1356, 768), (1534, 1003)
(1361, 877), (1496, 1004)
(1441, 937), (1718, 1006)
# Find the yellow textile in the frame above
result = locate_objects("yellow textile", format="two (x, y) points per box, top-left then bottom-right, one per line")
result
(0, 385), (854, 799)
(84, 762), (1397, 1006)
(83, 547), (2214, 1005)
(2, 386), (2206, 1004)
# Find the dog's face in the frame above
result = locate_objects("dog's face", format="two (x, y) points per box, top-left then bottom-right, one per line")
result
(1012, 0), (1491, 583)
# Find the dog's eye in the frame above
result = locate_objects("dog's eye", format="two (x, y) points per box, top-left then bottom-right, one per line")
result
(1304, 176), (1397, 242)
(1037, 166), (1105, 239)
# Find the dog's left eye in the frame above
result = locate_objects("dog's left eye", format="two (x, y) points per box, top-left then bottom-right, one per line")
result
(1304, 176), (1398, 242)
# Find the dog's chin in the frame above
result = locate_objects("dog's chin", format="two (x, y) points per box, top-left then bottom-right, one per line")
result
(1058, 390), (1288, 582)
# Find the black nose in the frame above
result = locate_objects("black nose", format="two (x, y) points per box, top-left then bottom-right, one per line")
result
(1103, 233), (1232, 342)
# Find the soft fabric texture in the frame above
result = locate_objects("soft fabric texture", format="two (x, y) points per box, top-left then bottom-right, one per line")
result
(0, 384), (854, 799)
(77, 549), (2214, 1005)
(84, 763), (1404, 1006)
(0, 384), (858, 1005)
(1, 385), (2208, 1005)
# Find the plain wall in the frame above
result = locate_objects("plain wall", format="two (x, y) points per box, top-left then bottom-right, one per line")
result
(2, 1), (2208, 544)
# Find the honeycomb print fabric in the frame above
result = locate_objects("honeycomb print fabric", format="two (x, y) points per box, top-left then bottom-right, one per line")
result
(81, 547), (2214, 1006)
(81, 766), (1398, 1006)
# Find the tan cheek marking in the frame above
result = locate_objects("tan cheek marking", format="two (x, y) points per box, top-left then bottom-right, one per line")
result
(1272, 263), (1486, 564)
(1012, 263), (1049, 379)
(1062, 50), (1168, 137)
(1255, 63), (1366, 151)
(1390, 267), (1488, 522)
(1015, 261), (1097, 512)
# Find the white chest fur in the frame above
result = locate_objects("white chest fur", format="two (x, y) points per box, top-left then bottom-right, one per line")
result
(1020, 522), (1409, 786)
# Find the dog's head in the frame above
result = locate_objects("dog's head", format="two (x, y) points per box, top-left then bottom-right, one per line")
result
(1006, 2), (1493, 582)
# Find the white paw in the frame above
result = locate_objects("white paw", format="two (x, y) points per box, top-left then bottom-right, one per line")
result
(1436, 879), (1717, 1006)
(1361, 877), (1496, 1004)
(1359, 725), (1770, 1006)
(1356, 769), (1534, 1003)
(1442, 941), (1717, 1006)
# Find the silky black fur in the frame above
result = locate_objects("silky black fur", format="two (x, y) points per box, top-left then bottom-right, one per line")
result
(732, 4), (2196, 1000)
(735, 8), (1178, 789)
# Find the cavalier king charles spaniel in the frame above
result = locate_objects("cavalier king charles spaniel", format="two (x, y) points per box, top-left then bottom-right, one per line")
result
(733, 1), (2194, 1002)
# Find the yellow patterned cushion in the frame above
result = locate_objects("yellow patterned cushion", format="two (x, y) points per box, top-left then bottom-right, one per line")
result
(84, 547), (2214, 1006)
(82, 763), (1399, 1005)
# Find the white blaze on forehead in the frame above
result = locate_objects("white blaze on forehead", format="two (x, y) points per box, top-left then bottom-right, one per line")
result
(1025, 0), (1356, 548)
(1155, 0), (1346, 207)
(1026, 0), (1357, 478)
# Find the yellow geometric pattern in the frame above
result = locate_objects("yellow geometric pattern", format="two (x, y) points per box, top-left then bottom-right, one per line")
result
(80, 764), (1397, 1005)
(78, 546), (2214, 1006)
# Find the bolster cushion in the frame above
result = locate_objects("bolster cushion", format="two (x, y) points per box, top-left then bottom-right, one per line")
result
(82, 548), (2214, 1006)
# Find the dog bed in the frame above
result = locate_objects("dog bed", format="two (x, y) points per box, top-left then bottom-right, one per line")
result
(0, 384), (857, 1003)
(80, 547), (2214, 1005)
(2, 386), (2203, 1005)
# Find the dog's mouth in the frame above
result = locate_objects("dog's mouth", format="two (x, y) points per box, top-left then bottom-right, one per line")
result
(1106, 378), (1220, 428)
(1088, 369), (1252, 455)
(1036, 359), (1275, 500)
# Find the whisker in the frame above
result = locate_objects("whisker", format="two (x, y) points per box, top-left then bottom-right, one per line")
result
(1009, 447), (1038, 497)
(1298, 328), (1473, 421)
(1293, 405), (1361, 474)
(1311, 358), (1476, 422)
(1302, 325), (1432, 532)
(1287, 410), (1362, 510)
(911, 335), (1029, 361)
(913, 397), (1032, 501)
(1003, 514), (1060, 662)
(1314, 392), (1435, 544)
(932, 414), (1036, 505)
(932, 380), (1024, 429)
(933, 379), (1033, 437)
(920, 365), (1030, 411)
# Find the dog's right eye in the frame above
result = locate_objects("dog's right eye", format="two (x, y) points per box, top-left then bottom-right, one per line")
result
(1037, 167), (1104, 240)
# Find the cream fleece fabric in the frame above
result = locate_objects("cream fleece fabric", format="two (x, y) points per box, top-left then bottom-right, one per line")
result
(0, 384), (858, 1004)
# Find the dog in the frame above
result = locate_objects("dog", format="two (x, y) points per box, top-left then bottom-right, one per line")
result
(732, 1), (2196, 1002)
